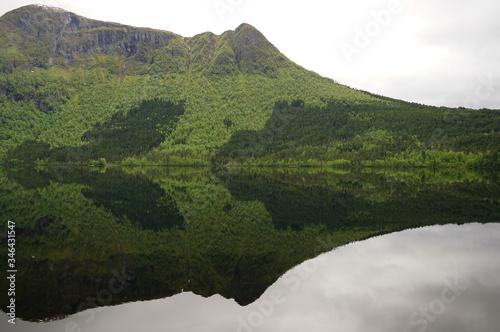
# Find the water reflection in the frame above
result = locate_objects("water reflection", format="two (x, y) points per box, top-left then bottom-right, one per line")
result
(5, 223), (500, 332)
(221, 168), (500, 230)
(259, 223), (500, 332)
(0, 167), (499, 323)
(80, 170), (185, 231)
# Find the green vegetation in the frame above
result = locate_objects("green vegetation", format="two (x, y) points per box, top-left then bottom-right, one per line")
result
(1, 166), (499, 321)
(1, 5), (499, 324)
(9, 5), (492, 168)
(216, 100), (500, 168)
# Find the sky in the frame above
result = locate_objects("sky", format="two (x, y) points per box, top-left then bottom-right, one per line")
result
(1, 0), (499, 109)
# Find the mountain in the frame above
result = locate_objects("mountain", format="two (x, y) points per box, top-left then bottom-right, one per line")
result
(1, 5), (499, 168)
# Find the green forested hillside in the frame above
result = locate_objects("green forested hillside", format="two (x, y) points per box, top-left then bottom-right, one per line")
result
(1, 5), (499, 168)
(216, 100), (500, 168)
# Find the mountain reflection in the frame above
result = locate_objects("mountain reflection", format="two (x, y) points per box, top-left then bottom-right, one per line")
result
(0, 166), (499, 322)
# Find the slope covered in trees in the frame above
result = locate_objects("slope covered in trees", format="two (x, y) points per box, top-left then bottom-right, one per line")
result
(0, 5), (499, 168)
(216, 100), (500, 168)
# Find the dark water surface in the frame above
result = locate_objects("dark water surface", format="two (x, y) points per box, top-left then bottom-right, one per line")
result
(0, 166), (499, 331)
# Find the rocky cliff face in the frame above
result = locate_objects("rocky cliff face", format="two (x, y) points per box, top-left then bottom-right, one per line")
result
(1, 5), (179, 68)
(0, 5), (288, 76)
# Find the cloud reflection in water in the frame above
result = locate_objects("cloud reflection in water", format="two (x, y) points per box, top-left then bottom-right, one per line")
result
(8, 223), (500, 332)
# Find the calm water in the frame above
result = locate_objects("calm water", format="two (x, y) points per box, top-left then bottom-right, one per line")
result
(5, 223), (500, 332)
(0, 166), (499, 331)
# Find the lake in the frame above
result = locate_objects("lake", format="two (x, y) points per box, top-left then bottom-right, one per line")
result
(0, 166), (499, 331)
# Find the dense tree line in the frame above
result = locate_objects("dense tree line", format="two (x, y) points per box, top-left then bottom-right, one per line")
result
(6, 99), (185, 163)
(215, 100), (500, 168)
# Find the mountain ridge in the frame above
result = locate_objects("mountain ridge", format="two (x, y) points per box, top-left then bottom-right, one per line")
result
(0, 5), (499, 168)
(0, 5), (289, 78)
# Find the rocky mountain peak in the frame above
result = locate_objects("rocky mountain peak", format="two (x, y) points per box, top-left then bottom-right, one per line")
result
(0, 5), (289, 76)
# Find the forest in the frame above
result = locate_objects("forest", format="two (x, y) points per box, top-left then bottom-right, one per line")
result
(1, 5), (499, 169)
(215, 99), (500, 168)
(2, 63), (499, 169)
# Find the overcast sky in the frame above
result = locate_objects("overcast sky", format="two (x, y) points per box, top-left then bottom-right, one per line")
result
(1, 0), (499, 109)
